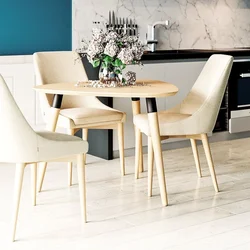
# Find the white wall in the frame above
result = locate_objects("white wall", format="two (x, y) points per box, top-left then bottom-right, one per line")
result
(73, 0), (250, 51)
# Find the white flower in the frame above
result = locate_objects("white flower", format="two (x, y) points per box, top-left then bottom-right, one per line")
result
(132, 42), (144, 60)
(104, 41), (119, 57)
(87, 41), (104, 58)
(82, 28), (145, 69)
(92, 28), (105, 42)
(105, 31), (119, 42)
(118, 48), (134, 64)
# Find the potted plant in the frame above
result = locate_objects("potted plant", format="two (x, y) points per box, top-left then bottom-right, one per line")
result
(83, 28), (145, 87)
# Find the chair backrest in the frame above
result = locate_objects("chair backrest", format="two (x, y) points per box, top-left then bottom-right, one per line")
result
(178, 54), (233, 133)
(33, 51), (102, 114)
(0, 75), (38, 163)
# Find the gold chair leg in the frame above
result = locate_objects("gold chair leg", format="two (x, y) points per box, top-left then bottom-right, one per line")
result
(37, 162), (47, 192)
(11, 163), (26, 242)
(82, 128), (88, 165)
(147, 112), (168, 206)
(31, 163), (37, 206)
(77, 154), (87, 223)
(67, 129), (75, 186)
(201, 133), (219, 192)
(135, 127), (141, 179)
(148, 136), (154, 197)
(139, 132), (144, 173)
(132, 99), (144, 176)
(190, 139), (202, 178)
(118, 123), (125, 176)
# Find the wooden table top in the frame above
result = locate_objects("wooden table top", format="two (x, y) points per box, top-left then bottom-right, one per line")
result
(34, 79), (178, 98)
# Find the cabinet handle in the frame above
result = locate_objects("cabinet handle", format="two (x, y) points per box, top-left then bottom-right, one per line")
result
(240, 73), (250, 78)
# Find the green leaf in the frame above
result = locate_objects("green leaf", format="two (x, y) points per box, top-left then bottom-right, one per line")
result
(103, 55), (112, 63)
(92, 59), (100, 68)
(112, 58), (122, 67)
(102, 61), (108, 68)
(115, 69), (121, 74)
(120, 63), (126, 70)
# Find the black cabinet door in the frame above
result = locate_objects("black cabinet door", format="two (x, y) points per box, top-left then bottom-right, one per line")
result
(75, 55), (113, 160)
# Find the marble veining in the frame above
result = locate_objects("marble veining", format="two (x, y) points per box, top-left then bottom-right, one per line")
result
(73, 0), (250, 50)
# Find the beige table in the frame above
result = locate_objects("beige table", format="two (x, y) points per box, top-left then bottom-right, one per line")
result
(34, 79), (178, 206)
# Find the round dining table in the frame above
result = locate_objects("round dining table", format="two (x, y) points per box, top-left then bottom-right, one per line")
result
(34, 79), (178, 206)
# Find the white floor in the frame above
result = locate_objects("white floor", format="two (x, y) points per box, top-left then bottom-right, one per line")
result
(1, 138), (250, 250)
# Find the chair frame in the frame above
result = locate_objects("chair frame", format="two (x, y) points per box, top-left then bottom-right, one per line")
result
(134, 54), (234, 201)
(33, 51), (126, 192)
(146, 134), (218, 197)
(11, 155), (86, 242)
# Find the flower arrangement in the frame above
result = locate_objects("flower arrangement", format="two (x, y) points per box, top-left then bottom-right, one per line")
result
(83, 28), (145, 86)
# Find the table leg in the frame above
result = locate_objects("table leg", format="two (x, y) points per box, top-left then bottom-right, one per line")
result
(131, 98), (144, 178)
(146, 98), (168, 206)
(38, 94), (63, 192)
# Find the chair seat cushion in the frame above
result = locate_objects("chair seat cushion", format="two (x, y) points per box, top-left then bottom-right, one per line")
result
(36, 131), (88, 162)
(59, 107), (125, 127)
(134, 111), (191, 136)
(37, 131), (83, 141)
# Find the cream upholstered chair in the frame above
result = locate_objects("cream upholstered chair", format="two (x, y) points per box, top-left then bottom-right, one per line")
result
(0, 74), (88, 241)
(33, 51), (126, 191)
(134, 54), (233, 196)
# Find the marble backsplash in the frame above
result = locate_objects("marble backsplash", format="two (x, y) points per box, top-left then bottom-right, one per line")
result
(73, 0), (250, 50)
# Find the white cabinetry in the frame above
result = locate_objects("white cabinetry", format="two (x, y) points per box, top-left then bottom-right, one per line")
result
(0, 55), (44, 129)
(113, 59), (206, 150)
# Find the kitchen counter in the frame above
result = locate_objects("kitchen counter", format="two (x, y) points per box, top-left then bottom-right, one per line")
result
(141, 48), (250, 61)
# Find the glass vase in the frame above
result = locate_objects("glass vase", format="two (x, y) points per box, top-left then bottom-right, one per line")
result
(99, 64), (122, 87)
